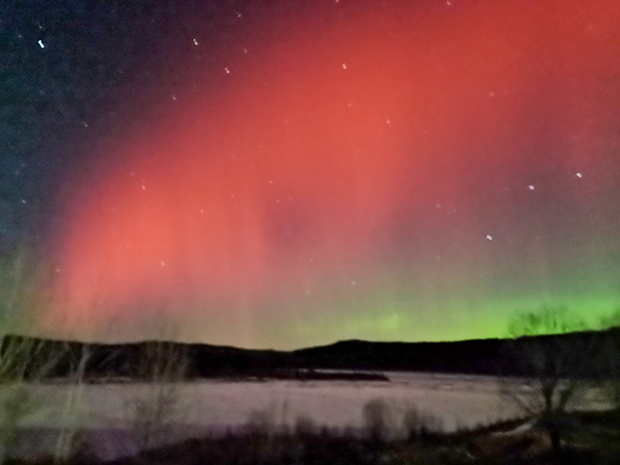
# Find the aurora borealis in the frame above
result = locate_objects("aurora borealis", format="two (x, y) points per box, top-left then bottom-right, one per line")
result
(16, 0), (620, 348)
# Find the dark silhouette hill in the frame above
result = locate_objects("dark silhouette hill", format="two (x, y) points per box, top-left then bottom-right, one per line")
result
(3, 326), (619, 380)
(291, 338), (504, 373)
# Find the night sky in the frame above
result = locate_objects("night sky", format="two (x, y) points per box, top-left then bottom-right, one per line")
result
(2, 0), (620, 348)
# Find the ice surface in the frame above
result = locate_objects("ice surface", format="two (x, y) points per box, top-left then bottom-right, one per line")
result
(3, 372), (612, 460)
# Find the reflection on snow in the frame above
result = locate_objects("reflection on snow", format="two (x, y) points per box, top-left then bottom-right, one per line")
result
(3, 372), (614, 461)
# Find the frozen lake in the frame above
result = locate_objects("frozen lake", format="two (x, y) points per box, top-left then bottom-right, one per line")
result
(5, 372), (612, 460)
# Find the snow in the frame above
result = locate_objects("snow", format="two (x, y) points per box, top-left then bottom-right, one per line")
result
(2, 372), (612, 460)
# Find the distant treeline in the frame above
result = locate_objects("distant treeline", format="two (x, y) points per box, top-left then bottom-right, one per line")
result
(1, 327), (619, 381)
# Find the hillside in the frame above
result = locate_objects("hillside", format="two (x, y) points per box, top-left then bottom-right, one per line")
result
(3, 327), (618, 380)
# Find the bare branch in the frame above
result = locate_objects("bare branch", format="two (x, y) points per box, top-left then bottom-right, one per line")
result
(497, 306), (598, 454)
(126, 319), (189, 451)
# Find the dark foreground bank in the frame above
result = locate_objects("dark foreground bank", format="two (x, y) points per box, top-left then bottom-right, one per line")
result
(7, 409), (620, 465)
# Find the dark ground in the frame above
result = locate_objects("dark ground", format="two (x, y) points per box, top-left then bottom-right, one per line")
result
(6, 409), (620, 465)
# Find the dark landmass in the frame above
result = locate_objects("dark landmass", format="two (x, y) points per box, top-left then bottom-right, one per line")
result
(231, 369), (390, 382)
(4, 326), (619, 381)
(82, 369), (390, 383)
(11, 409), (620, 465)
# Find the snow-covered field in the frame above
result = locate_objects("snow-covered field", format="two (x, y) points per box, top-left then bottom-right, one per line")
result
(5, 372), (612, 460)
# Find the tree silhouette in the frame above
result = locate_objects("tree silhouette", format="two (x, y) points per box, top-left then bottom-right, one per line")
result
(498, 306), (597, 454)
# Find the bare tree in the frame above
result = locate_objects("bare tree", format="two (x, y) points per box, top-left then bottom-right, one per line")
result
(595, 309), (620, 409)
(53, 344), (92, 464)
(362, 398), (396, 443)
(0, 336), (69, 463)
(497, 306), (596, 454)
(0, 245), (68, 463)
(127, 323), (189, 452)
